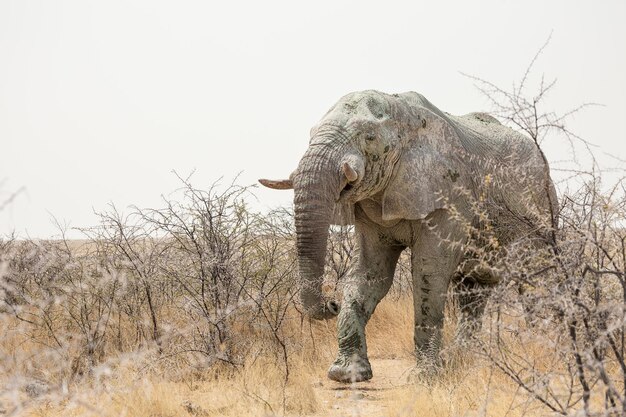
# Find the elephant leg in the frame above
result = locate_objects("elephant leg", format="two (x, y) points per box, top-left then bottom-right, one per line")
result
(454, 278), (490, 345)
(328, 229), (404, 383)
(411, 210), (464, 371)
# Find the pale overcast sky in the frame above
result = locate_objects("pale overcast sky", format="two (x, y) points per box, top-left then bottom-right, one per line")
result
(1, 0), (625, 238)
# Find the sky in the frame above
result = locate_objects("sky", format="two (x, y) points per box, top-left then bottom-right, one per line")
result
(1, 0), (625, 238)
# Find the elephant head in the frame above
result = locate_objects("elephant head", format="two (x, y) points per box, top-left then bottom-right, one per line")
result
(260, 90), (469, 320)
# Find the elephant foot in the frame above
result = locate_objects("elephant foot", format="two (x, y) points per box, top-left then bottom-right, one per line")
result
(327, 354), (372, 383)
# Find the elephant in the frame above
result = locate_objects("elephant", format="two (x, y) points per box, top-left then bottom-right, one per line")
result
(259, 90), (557, 383)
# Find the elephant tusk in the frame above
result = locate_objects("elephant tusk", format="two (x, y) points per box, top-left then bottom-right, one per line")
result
(258, 178), (293, 190)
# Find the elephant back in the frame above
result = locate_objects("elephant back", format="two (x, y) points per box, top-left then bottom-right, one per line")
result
(450, 112), (557, 242)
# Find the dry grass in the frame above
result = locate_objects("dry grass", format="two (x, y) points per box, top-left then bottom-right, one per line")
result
(0, 293), (579, 417)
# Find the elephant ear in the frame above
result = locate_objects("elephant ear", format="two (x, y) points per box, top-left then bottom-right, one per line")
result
(331, 202), (355, 225)
(382, 108), (467, 221)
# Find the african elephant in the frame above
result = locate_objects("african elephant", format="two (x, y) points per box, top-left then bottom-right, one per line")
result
(260, 90), (557, 382)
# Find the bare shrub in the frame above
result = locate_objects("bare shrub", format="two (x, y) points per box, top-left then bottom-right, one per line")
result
(450, 41), (626, 416)
(0, 175), (309, 414)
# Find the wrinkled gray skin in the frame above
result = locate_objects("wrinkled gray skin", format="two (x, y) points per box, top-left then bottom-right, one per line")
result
(260, 90), (557, 382)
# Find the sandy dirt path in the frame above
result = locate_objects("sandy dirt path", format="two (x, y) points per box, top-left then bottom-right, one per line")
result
(309, 357), (415, 417)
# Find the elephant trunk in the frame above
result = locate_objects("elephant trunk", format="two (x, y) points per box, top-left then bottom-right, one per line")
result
(294, 141), (347, 320)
